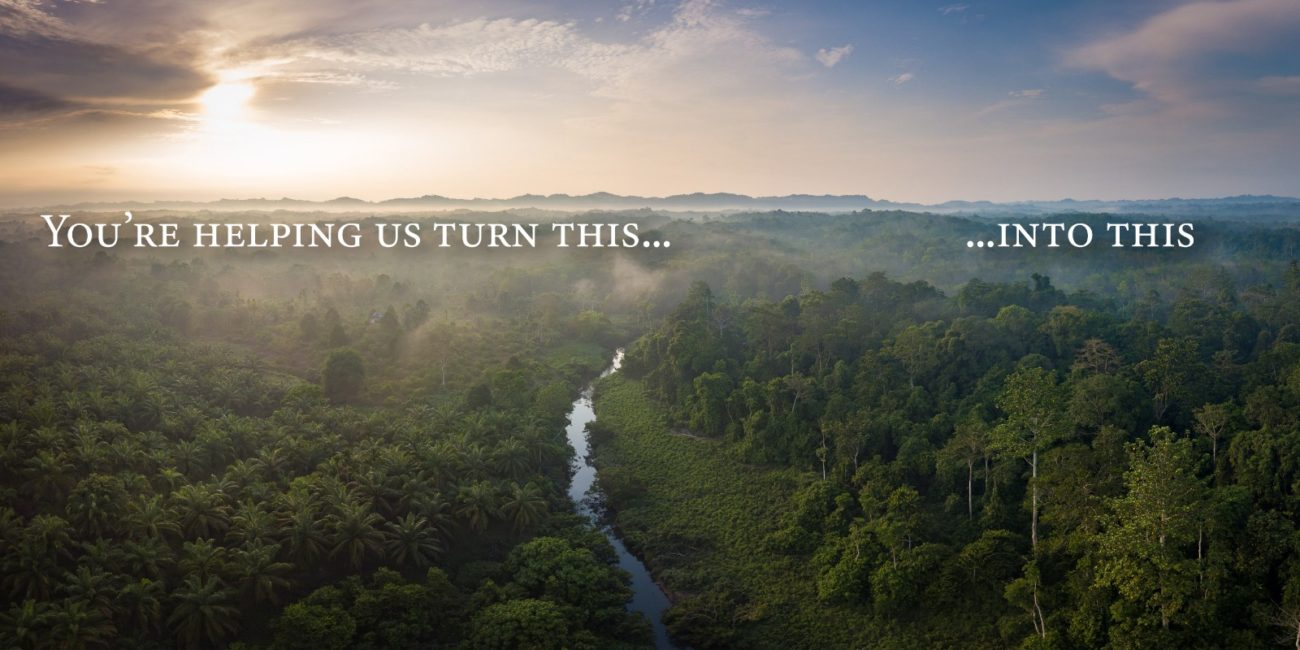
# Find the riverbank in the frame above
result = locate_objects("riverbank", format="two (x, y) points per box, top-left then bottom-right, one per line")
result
(589, 374), (875, 648)
(564, 349), (675, 649)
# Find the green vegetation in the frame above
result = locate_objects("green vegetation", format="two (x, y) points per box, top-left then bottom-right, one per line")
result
(0, 220), (654, 648)
(321, 349), (365, 404)
(600, 259), (1300, 647)
(592, 375), (835, 646)
(5, 206), (1300, 648)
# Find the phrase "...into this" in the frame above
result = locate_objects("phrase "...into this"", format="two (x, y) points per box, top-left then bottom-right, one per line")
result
(967, 222), (1194, 249)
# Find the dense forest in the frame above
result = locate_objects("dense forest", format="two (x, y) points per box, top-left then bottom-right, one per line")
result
(606, 254), (1300, 647)
(2, 207), (1300, 648)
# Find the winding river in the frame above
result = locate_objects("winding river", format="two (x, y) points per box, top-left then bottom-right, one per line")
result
(565, 349), (675, 649)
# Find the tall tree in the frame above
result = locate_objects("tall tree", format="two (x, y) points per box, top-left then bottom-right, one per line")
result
(322, 348), (365, 405)
(1137, 337), (1203, 422)
(991, 366), (1068, 639)
(991, 366), (1069, 551)
(1193, 402), (1231, 472)
(1096, 426), (1204, 640)
(940, 419), (990, 518)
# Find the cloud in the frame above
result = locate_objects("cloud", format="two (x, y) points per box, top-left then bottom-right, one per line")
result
(0, 82), (77, 117)
(0, 0), (211, 122)
(890, 72), (915, 86)
(1256, 75), (1300, 95)
(0, 0), (814, 137)
(0, 0), (68, 38)
(617, 0), (655, 23)
(1067, 0), (1300, 117)
(258, 71), (396, 90)
(0, 0), (445, 121)
(815, 44), (853, 68)
(976, 89), (1044, 116)
(939, 4), (969, 16)
(235, 0), (806, 108)
(80, 164), (116, 184)
(586, 0), (805, 105)
(245, 18), (589, 77)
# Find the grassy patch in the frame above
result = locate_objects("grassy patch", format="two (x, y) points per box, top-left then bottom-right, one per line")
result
(591, 374), (876, 648)
(544, 340), (609, 375)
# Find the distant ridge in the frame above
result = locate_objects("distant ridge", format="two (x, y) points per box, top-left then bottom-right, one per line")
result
(10, 192), (1300, 217)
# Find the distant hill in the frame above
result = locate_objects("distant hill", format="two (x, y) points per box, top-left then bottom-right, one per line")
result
(11, 192), (1300, 219)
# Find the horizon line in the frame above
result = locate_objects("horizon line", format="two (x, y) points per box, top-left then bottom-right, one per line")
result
(4, 191), (1299, 212)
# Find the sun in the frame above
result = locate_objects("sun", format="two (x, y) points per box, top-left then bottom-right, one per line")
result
(199, 82), (255, 119)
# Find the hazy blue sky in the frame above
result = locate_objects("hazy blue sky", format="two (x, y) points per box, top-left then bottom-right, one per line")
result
(0, 0), (1297, 204)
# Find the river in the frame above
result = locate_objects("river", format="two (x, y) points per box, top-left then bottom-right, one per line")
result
(565, 349), (675, 649)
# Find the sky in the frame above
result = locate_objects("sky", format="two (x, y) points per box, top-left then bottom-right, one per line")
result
(0, 0), (1297, 206)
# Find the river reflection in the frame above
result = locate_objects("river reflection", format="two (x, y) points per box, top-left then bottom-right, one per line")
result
(565, 349), (675, 649)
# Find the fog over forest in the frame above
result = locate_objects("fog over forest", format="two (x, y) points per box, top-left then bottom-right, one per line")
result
(3, 203), (1300, 648)
(4, 0), (1299, 646)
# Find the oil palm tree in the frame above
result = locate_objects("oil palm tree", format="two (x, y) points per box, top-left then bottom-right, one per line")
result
(378, 445), (417, 477)
(318, 477), (359, 517)
(500, 482), (548, 533)
(0, 506), (18, 545)
(519, 428), (567, 467)
(492, 439), (532, 479)
(455, 481), (499, 533)
(252, 445), (290, 484)
(383, 513), (442, 568)
(117, 578), (163, 636)
(353, 469), (399, 518)
(232, 540), (293, 604)
(22, 450), (73, 502)
(428, 403), (461, 434)
(171, 441), (205, 479)
(172, 484), (230, 539)
(24, 513), (75, 558)
(458, 444), (491, 481)
(419, 442), (458, 485)
(167, 574), (239, 650)
(410, 491), (456, 541)
(0, 599), (51, 649)
(106, 439), (149, 475)
(328, 501), (385, 571)
(179, 538), (230, 583)
(77, 539), (123, 573)
(70, 425), (107, 473)
(59, 566), (117, 618)
(228, 500), (277, 547)
(49, 599), (115, 650)
(126, 494), (181, 541)
(5, 516), (73, 600)
(222, 459), (261, 497)
(65, 474), (126, 539)
(397, 470), (438, 512)
(121, 537), (175, 581)
(279, 504), (327, 565)
(154, 467), (188, 493)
